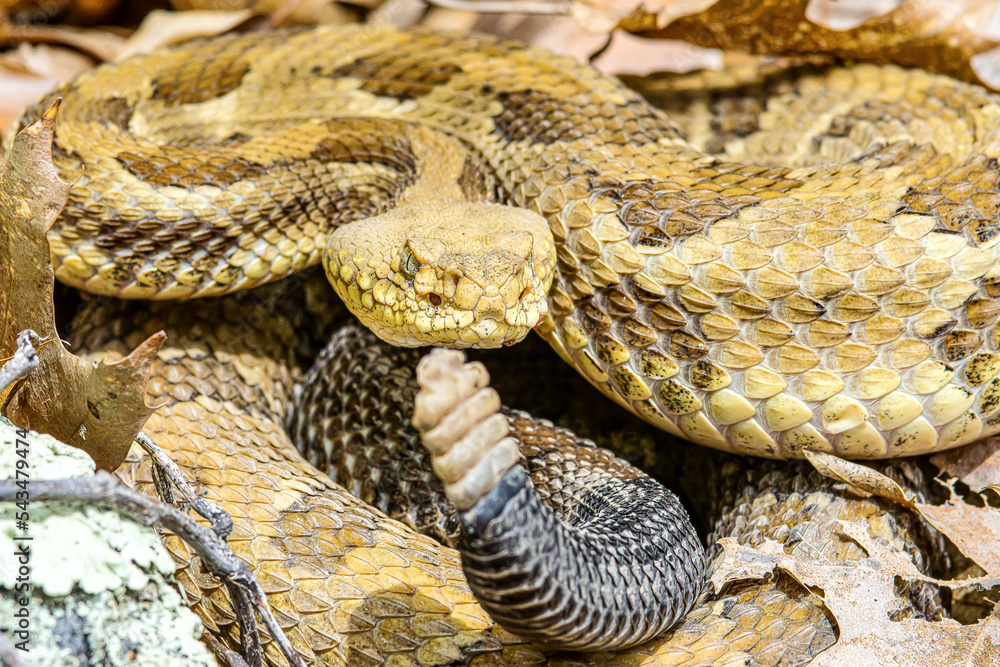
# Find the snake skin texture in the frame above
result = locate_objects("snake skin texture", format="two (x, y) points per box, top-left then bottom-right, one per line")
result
(292, 326), (704, 650)
(67, 278), (942, 666)
(16, 25), (1000, 458)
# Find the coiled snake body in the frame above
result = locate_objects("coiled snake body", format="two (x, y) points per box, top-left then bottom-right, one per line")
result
(12, 22), (975, 664)
(27, 24), (1000, 459)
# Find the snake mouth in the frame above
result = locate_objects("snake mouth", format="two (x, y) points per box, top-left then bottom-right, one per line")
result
(324, 248), (553, 349)
(322, 200), (556, 349)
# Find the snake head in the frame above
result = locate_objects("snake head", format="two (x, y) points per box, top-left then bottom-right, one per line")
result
(324, 202), (555, 349)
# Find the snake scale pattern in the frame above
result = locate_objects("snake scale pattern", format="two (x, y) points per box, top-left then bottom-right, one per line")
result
(8, 20), (976, 665)
(20, 24), (1000, 460)
(68, 281), (942, 666)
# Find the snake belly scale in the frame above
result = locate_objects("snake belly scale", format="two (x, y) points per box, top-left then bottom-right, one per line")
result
(18, 24), (1000, 459)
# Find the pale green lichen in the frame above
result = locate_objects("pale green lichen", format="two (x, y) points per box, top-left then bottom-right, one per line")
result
(0, 417), (93, 480)
(0, 418), (214, 666)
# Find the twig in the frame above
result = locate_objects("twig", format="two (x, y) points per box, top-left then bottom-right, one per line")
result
(134, 431), (233, 539)
(227, 581), (263, 667)
(426, 0), (570, 15)
(201, 631), (251, 667)
(0, 330), (42, 397)
(0, 473), (307, 667)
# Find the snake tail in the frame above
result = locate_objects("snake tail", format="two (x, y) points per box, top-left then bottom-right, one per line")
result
(295, 329), (705, 651)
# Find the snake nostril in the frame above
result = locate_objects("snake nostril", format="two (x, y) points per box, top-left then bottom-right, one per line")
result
(428, 293), (442, 306)
(520, 286), (531, 301)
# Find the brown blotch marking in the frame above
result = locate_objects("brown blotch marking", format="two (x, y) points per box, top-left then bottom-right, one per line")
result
(606, 290), (637, 317)
(220, 132), (252, 145)
(118, 118), (418, 194)
(96, 182), (400, 262)
(649, 303), (686, 331)
(657, 379), (701, 415)
(94, 209), (234, 260)
(706, 96), (763, 153)
(318, 186), (391, 231)
(669, 330), (707, 360)
(689, 359), (730, 391)
(964, 353), (1000, 386)
(580, 299), (612, 331)
(621, 317), (657, 348)
(152, 61), (250, 106)
(311, 120), (419, 176)
(330, 55), (462, 101)
(942, 330), (982, 362)
(97, 97), (135, 130)
(457, 154), (492, 202)
(117, 151), (267, 189)
(493, 88), (676, 145)
(966, 299), (1000, 329)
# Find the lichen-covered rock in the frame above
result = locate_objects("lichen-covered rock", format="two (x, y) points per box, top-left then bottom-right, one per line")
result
(0, 418), (214, 666)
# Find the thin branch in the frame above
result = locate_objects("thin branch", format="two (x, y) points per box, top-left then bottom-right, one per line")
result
(0, 329), (41, 397)
(227, 580), (262, 667)
(201, 631), (251, 667)
(0, 473), (306, 667)
(134, 431), (233, 539)
(426, 0), (570, 15)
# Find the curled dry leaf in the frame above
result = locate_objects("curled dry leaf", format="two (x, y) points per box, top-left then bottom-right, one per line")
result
(714, 526), (1000, 666)
(805, 450), (1000, 577)
(2, 24), (127, 63)
(931, 438), (1000, 494)
(569, 0), (716, 34)
(113, 9), (254, 61)
(0, 100), (163, 471)
(803, 449), (915, 505)
(609, 0), (1000, 90)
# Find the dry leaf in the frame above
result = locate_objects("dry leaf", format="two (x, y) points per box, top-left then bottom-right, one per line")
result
(804, 449), (915, 505)
(169, 0), (357, 26)
(931, 438), (1000, 494)
(3, 24), (127, 62)
(570, 0), (717, 34)
(113, 9), (254, 61)
(917, 487), (1000, 578)
(2, 43), (97, 81)
(610, 0), (1000, 90)
(714, 527), (1000, 666)
(805, 451), (1000, 578)
(0, 69), (58, 141)
(0, 100), (163, 471)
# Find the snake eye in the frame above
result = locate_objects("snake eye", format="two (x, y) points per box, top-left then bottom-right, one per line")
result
(400, 248), (420, 279)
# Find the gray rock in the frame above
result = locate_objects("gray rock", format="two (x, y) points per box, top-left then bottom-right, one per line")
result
(0, 418), (214, 666)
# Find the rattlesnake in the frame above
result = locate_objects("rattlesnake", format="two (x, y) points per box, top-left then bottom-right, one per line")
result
(10, 22), (976, 665)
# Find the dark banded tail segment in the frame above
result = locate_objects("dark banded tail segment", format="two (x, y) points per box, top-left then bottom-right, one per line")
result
(460, 466), (704, 651)
(412, 349), (705, 652)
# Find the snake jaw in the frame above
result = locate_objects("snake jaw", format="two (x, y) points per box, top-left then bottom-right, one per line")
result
(324, 202), (555, 349)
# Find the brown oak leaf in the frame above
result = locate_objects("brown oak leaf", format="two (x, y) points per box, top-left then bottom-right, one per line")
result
(0, 99), (164, 471)
(713, 528), (1000, 666)
(805, 450), (1000, 577)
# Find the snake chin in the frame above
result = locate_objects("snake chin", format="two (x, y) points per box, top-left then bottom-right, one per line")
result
(324, 202), (556, 349)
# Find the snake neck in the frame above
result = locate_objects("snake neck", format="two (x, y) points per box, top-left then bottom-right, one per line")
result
(322, 127), (557, 348)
